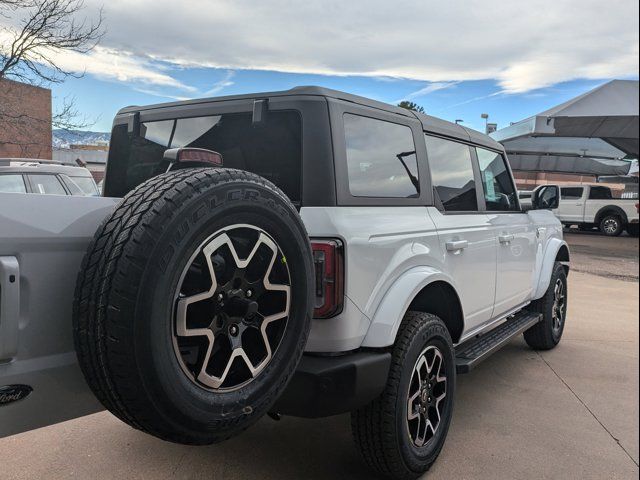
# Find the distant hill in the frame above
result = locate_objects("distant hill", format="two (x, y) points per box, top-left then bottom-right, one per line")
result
(53, 129), (111, 149)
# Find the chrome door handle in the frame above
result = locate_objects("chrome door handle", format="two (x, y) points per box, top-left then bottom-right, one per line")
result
(499, 234), (515, 244)
(446, 240), (468, 251)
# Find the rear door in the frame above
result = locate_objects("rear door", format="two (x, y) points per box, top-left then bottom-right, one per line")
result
(557, 186), (586, 223)
(0, 193), (118, 438)
(475, 147), (537, 316)
(424, 135), (497, 333)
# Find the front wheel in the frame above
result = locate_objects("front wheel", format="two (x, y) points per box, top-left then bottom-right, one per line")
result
(351, 312), (455, 480)
(524, 262), (567, 350)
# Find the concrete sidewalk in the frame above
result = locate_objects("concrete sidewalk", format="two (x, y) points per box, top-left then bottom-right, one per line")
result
(0, 271), (638, 479)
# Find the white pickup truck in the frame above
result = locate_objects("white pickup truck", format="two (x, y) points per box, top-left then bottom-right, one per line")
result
(554, 185), (639, 236)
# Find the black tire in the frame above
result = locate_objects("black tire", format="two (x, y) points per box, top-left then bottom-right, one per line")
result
(626, 224), (639, 237)
(73, 168), (314, 444)
(351, 312), (456, 480)
(599, 214), (623, 236)
(524, 262), (567, 350)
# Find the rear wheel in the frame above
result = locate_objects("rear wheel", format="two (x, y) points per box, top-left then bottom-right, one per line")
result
(600, 214), (623, 236)
(351, 312), (455, 480)
(73, 168), (314, 444)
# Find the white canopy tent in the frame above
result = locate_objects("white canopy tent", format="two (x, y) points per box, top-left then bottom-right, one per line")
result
(493, 80), (639, 177)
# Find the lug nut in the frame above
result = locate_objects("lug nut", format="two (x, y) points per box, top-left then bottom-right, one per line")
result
(229, 325), (239, 336)
(246, 289), (253, 298)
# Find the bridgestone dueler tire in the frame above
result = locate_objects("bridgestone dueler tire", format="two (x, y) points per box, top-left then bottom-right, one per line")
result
(351, 312), (456, 480)
(73, 168), (314, 444)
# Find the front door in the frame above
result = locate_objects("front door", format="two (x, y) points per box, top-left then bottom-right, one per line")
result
(556, 186), (586, 223)
(475, 147), (538, 316)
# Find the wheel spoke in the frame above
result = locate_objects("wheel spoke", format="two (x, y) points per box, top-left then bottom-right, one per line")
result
(406, 345), (448, 448)
(173, 225), (291, 391)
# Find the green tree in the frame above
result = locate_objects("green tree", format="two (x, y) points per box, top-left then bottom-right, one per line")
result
(397, 101), (425, 114)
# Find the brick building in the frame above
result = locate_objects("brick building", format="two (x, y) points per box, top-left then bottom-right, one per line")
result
(0, 79), (52, 159)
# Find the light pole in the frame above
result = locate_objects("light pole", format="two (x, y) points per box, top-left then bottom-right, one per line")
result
(481, 113), (489, 134)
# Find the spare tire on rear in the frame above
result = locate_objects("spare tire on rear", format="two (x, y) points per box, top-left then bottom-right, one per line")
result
(73, 168), (314, 444)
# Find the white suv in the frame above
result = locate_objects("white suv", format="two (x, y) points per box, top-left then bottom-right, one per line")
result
(0, 87), (569, 479)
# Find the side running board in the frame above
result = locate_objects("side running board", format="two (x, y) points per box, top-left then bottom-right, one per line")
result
(455, 311), (542, 374)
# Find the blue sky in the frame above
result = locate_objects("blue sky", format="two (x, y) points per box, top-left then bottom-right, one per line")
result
(51, 69), (629, 133)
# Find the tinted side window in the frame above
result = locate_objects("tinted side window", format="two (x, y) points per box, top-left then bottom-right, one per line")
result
(589, 186), (612, 200)
(0, 174), (27, 193)
(476, 148), (518, 211)
(425, 135), (478, 212)
(344, 114), (419, 198)
(26, 174), (66, 195)
(561, 187), (584, 200)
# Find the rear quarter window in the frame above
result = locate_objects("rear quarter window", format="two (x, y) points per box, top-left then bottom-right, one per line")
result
(343, 114), (419, 198)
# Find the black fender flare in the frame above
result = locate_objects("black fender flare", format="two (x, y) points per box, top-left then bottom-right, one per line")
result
(595, 205), (628, 225)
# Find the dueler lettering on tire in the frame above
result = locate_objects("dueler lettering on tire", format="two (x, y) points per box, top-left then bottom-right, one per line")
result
(73, 168), (314, 444)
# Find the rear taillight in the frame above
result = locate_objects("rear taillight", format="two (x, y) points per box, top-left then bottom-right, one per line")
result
(311, 239), (344, 318)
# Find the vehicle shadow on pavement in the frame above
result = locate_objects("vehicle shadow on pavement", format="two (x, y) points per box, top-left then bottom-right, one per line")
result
(115, 412), (379, 480)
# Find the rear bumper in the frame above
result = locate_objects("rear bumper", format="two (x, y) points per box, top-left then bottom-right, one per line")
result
(271, 351), (391, 418)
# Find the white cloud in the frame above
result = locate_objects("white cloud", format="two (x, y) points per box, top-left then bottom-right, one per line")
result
(398, 82), (460, 103)
(5, 0), (639, 93)
(51, 46), (195, 90)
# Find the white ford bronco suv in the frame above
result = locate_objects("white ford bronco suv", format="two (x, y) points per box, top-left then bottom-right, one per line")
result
(0, 87), (569, 479)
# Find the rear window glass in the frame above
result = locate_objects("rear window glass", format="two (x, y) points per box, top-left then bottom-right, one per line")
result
(343, 114), (419, 198)
(105, 111), (302, 202)
(588, 186), (613, 200)
(561, 187), (584, 200)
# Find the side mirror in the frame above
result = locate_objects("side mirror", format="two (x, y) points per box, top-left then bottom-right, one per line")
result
(532, 185), (560, 210)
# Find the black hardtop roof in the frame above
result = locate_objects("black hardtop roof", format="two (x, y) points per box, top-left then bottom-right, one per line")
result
(117, 86), (502, 151)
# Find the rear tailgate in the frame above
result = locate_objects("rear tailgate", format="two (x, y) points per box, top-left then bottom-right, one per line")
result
(0, 193), (118, 437)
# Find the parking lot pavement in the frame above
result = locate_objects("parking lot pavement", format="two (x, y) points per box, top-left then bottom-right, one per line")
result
(1, 272), (638, 479)
(564, 229), (639, 281)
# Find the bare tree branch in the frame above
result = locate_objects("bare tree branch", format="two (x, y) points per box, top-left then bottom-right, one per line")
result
(0, 0), (105, 83)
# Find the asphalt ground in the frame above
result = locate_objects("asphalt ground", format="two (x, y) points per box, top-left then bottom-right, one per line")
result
(0, 234), (638, 480)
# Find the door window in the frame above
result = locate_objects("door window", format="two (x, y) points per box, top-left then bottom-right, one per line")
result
(344, 114), (419, 198)
(425, 135), (478, 212)
(0, 174), (27, 193)
(561, 187), (584, 200)
(26, 174), (67, 195)
(476, 148), (518, 211)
